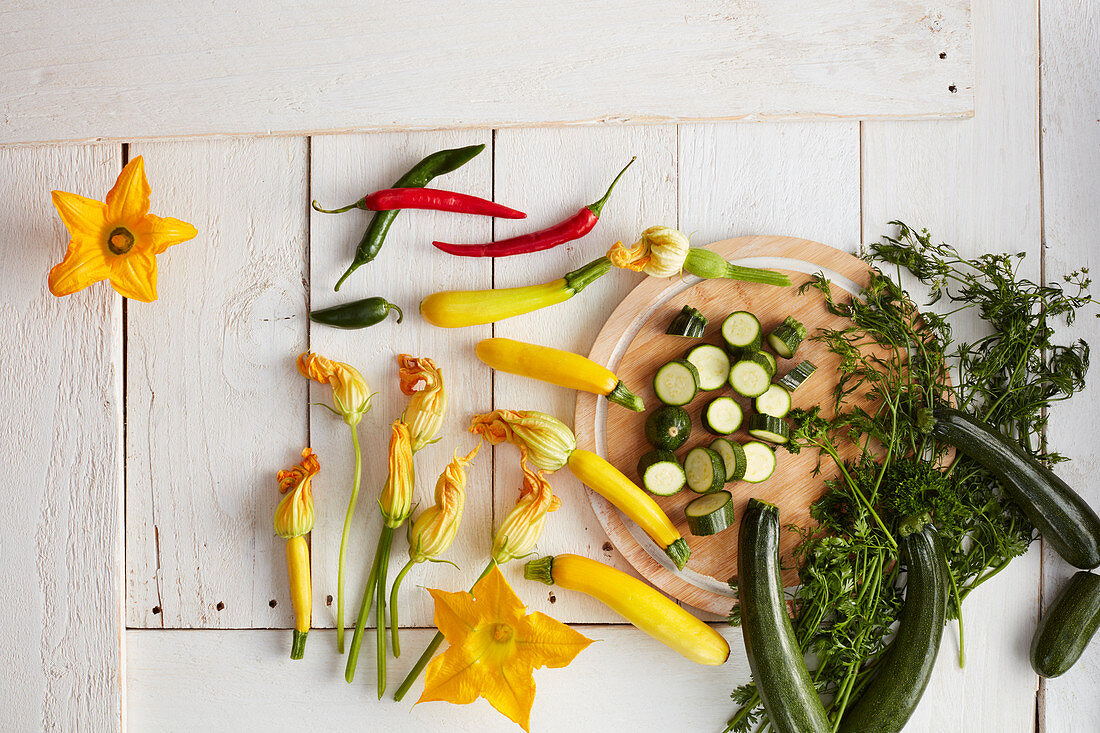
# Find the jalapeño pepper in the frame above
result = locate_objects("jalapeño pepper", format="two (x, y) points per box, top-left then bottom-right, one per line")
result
(309, 297), (403, 330)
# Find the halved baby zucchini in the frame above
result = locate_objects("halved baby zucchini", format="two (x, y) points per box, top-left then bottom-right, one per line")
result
(686, 491), (736, 536)
(721, 311), (762, 352)
(742, 441), (778, 483)
(779, 360), (817, 392)
(767, 316), (807, 359)
(755, 384), (792, 418)
(684, 447), (726, 494)
(645, 405), (691, 451)
(709, 438), (746, 482)
(653, 359), (699, 406)
(636, 450), (687, 497)
(666, 305), (708, 338)
(748, 414), (790, 444)
(686, 344), (731, 391)
(703, 396), (743, 435)
(729, 353), (773, 398)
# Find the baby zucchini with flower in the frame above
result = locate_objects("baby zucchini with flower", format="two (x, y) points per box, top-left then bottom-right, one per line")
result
(525, 553), (729, 665)
(608, 226), (790, 286)
(273, 448), (320, 660)
(475, 337), (644, 411)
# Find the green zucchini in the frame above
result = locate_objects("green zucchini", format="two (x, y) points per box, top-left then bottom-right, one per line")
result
(666, 305), (708, 337)
(653, 359), (699, 407)
(1030, 571), (1100, 678)
(685, 490), (735, 536)
(923, 406), (1100, 569)
(722, 311), (763, 351)
(748, 414), (790, 445)
(636, 450), (687, 497)
(703, 396), (743, 435)
(767, 316), (807, 359)
(644, 405), (691, 451)
(779, 361), (817, 392)
(755, 384), (792, 418)
(737, 499), (830, 733)
(742, 441), (777, 483)
(837, 522), (949, 733)
(759, 350), (777, 376)
(729, 354), (772, 398)
(684, 446), (726, 494)
(709, 438), (747, 482)
(686, 344), (731, 391)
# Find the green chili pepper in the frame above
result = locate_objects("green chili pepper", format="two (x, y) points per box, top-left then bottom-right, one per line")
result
(309, 297), (404, 330)
(315, 144), (486, 291)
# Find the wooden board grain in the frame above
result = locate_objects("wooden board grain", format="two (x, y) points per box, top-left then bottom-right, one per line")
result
(0, 0), (973, 145)
(577, 235), (872, 615)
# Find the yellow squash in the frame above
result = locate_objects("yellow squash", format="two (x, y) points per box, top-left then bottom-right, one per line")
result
(525, 553), (729, 666)
(566, 448), (689, 569)
(420, 257), (611, 328)
(286, 535), (311, 659)
(475, 337), (644, 411)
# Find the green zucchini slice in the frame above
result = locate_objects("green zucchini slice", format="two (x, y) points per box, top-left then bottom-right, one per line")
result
(666, 305), (708, 338)
(747, 414), (790, 444)
(644, 405), (691, 451)
(767, 316), (807, 358)
(685, 490), (736, 536)
(636, 450), (687, 497)
(729, 356), (772, 398)
(709, 438), (746, 482)
(684, 447), (726, 494)
(742, 441), (777, 483)
(685, 344), (731, 391)
(703, 396), (743, 435)
(721, 311), (763, 351)
(779, 361), (817, 392)
(653, 359), (699, 406)
(755, 384), (792, 418)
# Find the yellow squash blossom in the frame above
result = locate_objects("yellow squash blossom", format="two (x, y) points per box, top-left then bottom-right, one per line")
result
(607, 225), (689, 278)
(48, 155), (197, 302)
(297, 351), (372, 427)
(407, 444), (481, 563)
(491, 460), (563, 565)
(469, 409), (577, 472)
(380, 420), (415, 527)
(399, 354), (448, 452)
(418, 565), (593, 731)
(274, 448), (319, 660)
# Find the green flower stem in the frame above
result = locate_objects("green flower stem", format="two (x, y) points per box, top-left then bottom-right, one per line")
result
(376, 527), (396, 698)
(392, 559), (497, 702)
(345, 524), (394, 683)
(389, 559), (417, 657)
(336, 426), (363, 654)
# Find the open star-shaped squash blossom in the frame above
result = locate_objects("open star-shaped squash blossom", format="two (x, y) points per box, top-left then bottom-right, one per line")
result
(48, 155), (197, 302)
(418, 565), (593, 731)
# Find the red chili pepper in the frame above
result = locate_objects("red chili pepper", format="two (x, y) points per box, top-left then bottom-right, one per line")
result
(431, 157), (635, 258)
(314, 187), (526, 219)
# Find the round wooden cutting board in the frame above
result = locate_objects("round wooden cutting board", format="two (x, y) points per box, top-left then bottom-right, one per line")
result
(574, 235), (873, 616)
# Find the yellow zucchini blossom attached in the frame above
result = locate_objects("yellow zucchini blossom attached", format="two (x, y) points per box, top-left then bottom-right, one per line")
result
(380, 420), (415, 528)
(48, 155), (198, 302)
(399, 354), (448, 452)
(408, 444), (480, 563)
(274, 448), (319, 538)
(607, 225), (690, 278)
(469, 409), (577, 472)
(491, 460), (562, 565)
(297, 351), (372, 426)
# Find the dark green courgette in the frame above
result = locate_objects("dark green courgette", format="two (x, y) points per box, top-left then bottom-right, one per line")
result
(838, 522), (949, 733)
(923, 406), (1100, 569)
(1030, 571), (1100, 678)
(737, 499), (830, 733)
(666, 305), (708, 337)
(645, 405), (691, 451)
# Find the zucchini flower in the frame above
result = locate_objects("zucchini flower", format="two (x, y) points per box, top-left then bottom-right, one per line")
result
(469, 409), (577, 472)
(491, 460), (563, 565)
(274, 448), (319, 660)
(297, 351), (372, 427)
(380, 420), (415, 528)
(399, 354), (447, 452)
(407, 444), (481, 563)
(607, 225), (689, 278)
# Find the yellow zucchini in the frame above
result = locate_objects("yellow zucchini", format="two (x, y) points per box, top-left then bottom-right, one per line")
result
(525, 553), (729, 665)
(286, 535), (311, 659)
(566, 449), (689, 569)
(475, 337), (644, 411)
(420, 257), (611, 328)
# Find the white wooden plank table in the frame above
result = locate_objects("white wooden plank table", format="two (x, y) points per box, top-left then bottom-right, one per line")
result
(2, 0), (1098, 731)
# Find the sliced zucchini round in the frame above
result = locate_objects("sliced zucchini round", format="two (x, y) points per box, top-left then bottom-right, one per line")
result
(748, 414), (790, 444)
(742, 441), (778, 483)
(729, 358), (771, 398)
(685, 490), (736, 536)
(653, 359), (699, 406)
(778, 360), (817, 392)
(666, 305), (708, 338)
(703, 396), (743, 435)
(685, 344), (731, 391)
(636, 450), (687, 496)
(721, 311), (763, 351)
(684, 447), (726, 494)
(644, 405), (691, 451)
(755, 384), (792, 418)
(759, 350), (777, 376)
(767, 316), (807, 359)
(709, 438), (747, 482)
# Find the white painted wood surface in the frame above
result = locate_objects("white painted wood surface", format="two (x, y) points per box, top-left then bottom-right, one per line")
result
(0, 0), (973, 145)
(0, 144), (124, 731)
